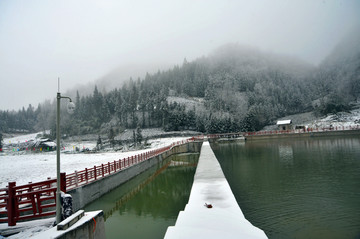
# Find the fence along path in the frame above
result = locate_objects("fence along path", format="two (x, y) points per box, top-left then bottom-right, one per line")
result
(0, 137), (202, 226)
(65, 138), (199, 190)
(0, 176), (65, 226)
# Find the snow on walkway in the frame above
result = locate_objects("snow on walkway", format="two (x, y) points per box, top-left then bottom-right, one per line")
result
(0, 137), (188, 188)
(164, 141), (267, 239)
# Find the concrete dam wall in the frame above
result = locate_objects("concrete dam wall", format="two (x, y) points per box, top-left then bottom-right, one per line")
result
(69, 141), (203, 211)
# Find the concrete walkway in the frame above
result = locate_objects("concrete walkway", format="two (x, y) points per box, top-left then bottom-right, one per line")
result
(164, 141), (267, 239)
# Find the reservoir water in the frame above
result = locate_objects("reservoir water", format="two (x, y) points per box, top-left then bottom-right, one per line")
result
(212, 136), (360, 239)
(84, 153), (199, 239)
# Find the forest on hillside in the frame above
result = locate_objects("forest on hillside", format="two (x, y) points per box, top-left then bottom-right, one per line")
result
(1, 29), (359, 136)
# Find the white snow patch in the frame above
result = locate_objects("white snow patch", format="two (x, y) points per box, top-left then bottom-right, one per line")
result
(167, 96), (206, 113)
(276, 120), (292, 125)
(0, 217), (54, 238)
(307, 108), (360, 129)
(3, 132), (44, 145)
(0, 137), (188, 188)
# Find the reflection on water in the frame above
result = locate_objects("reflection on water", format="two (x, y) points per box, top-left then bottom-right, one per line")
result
(212, 136), (360, 239)
(278, 145), (293, 164)
(84, 153), (199, 239)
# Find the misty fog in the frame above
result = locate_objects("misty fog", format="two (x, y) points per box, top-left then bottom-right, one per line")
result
(0, 0), (359, 111)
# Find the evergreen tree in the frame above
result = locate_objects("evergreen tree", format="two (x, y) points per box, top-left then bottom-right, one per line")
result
(132, 130), (136, 145)
(108, 127), (115, 148)
(96, 135), (102, 151)
(136, 127), (143, 145)
(0, 132), (3, 152)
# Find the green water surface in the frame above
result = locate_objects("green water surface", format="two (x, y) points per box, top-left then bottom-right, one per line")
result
(212, 136), (360, 239)
(84, 153), (199, 239)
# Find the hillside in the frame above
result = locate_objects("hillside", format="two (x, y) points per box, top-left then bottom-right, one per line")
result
(310, 26), (360, 114)
(0, 28), (359, 135)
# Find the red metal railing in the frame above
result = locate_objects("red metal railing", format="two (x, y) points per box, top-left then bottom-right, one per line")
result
(0, 136), (204, 226)
(65, 136), (203, 190)
(0, 173), (66, 226)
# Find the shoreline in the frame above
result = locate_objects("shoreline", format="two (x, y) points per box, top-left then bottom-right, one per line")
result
(244, 129), (360, 141)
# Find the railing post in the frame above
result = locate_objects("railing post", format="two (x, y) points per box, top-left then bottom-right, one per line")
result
(94, 166), (97, 180)
(85, 168), (88, 184)
(75, 171), (79, 187)
(27, 182), (33, 201)
(7, 182), (16, 226)
(114, 160), (117, 172)
(101, 164), (104, 177)
(60, 172), (66, 192)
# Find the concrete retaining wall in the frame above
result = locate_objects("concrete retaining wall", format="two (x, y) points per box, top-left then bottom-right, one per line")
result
(69, 141), (203, 211)
(35, 210), (105, 239)
(245, 129), (360, 141)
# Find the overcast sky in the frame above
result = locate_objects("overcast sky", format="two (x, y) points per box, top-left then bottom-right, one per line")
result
(0, 0), (359, 110)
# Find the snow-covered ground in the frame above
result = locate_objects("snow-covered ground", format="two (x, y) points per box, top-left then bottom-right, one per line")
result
(167, 96), (205, 112)
(308, 108), (360, 128)
(0, 137), (189, 189)
(263, 105), (360, 131)
(3, 132), (43, 145)
(0, 132), (189, 238)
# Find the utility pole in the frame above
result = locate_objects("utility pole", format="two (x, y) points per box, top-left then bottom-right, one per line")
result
(56, 78), (75, 224)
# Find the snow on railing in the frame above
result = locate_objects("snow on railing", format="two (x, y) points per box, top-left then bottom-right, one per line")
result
(65, 136), (203, 190)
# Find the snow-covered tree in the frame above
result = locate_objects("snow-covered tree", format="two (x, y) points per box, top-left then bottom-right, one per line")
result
(0, 132), (3, 151)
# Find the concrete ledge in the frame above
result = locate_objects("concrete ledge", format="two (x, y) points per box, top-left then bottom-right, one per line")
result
(57, 210), (84, 231)
(165, 142), (267, 239)
(35, 210), (105, 239)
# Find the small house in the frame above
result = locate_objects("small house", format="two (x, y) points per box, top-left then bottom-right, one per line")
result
(276, 120), (292, 131)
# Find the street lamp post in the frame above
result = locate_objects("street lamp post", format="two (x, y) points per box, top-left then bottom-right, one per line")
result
(56, 92), (74, 224)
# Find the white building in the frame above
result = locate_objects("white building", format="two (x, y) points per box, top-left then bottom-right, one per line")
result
(276, 120), (292, 131)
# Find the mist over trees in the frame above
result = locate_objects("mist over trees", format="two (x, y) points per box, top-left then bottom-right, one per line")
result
(311, 27), (360, 115)
(0, 29), (359, 135)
